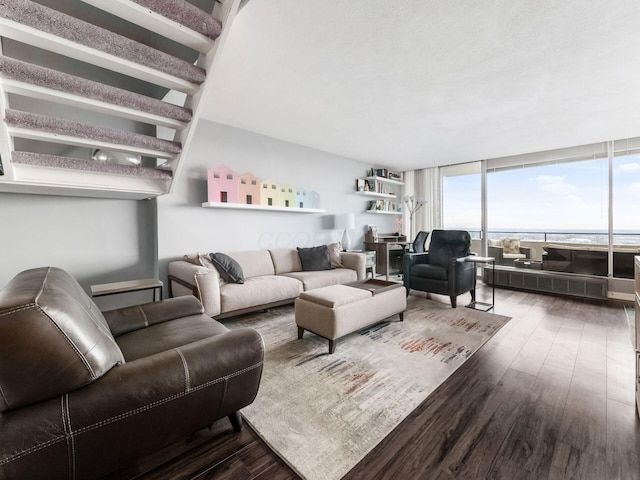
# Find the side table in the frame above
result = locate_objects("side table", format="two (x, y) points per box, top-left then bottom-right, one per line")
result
(91, 278), (163, 302)
(464, 256), (495, 312)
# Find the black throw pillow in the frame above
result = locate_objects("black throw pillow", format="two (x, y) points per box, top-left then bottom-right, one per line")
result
(210, 253), (245, 283)
(297, 245), (332, 271)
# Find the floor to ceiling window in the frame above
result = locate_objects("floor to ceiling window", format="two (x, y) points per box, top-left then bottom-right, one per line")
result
(441, 162), (481, 239)
(439, 138), (640, 279)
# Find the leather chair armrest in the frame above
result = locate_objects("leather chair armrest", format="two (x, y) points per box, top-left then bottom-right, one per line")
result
(402, 252), (430, 293)
(340, 252), (366, 280)
(64, 328), (264, 477)
(104, 296), (204, 337)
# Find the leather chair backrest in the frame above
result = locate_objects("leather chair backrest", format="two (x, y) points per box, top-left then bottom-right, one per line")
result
(413, 231), (430, 253)
(428, 230), (471, 267)
(0, 267), (124, 412)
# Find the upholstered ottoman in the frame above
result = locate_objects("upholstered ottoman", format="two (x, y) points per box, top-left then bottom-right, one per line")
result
(295, 279), (406, 353)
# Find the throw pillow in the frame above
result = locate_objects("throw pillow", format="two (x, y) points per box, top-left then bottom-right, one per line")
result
(327, 242), (344, 268)
(297, 245), (332, 271)
(210, 253), (245, 283)
(487, 239), (502, 247)
(502, 238), (521, 254)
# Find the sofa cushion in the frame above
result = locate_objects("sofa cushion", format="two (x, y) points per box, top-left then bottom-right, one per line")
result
(269, 248), (302, 274)
(327, 242), (344, 268)
(502, 238), (521, 254)
(220, 275), (303, 313)
(0, 267), (124, 412)
(283, 268), (358, 291)
(297, 245), (331, 271)
(226, 250), (275, 278)
(210, 253), (245, 284)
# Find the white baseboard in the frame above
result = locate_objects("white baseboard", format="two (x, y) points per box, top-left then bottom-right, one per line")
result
(608, 291), (635, 302)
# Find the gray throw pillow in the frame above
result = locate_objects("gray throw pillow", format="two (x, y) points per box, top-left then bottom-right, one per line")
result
(297, 245), (332, 271)
(210, 253), (245, 283)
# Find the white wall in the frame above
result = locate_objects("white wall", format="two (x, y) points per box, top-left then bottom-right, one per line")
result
(0, 193), (157, 309)
(157, 120), (398, 288)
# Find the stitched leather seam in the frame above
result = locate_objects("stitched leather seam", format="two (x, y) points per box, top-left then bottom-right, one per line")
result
(0, 303), (38, 317)
(36, 307), (95, 378)
(0, 361), (263, 466)
(74, 361), (263, 435)
(138, 305), (149, 327)
(175, 349), (191, 392)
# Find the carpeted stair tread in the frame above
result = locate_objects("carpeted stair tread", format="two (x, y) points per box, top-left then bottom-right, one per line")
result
(0, 0), (205, 85)
(5, 109), (182, 155)
(13, 151), (172, 180)
(0, 57), (192, 123)
(132, 0), (221, 40)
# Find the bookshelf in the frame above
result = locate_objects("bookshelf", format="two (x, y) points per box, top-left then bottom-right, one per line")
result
(355, 174), (404, 214)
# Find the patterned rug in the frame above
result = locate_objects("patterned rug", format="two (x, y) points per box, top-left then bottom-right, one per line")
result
(225, 295), (511, 480)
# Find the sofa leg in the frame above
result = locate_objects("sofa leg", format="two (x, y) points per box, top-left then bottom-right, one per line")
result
(329, 339), (336, 354)
(297, 326), (304, 339)
(399, 311), (404, 322)
(450, 296), (457, 308)
(228, 412), (243, 432)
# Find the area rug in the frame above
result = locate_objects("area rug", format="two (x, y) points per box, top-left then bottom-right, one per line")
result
(225, 296), (511, 480)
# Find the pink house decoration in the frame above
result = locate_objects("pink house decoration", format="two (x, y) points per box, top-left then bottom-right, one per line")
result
(207, 164), (238, 203)
(206, 166), (320, 209)
(238, 172), (260, 205)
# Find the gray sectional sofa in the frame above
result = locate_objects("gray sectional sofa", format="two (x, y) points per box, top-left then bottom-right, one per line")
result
(168, 247), (366, 318)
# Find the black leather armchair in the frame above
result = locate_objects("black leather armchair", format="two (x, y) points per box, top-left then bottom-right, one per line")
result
(403, 229), (476, 308)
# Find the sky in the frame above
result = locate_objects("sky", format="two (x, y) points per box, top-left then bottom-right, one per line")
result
(442, 155), (640, 233)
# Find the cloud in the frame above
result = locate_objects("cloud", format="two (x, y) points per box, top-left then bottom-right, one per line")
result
(531, 175), (575, 191)
(631, 181), (640, 192)
(618, 163), (640, 172)
(566, 194), (587, 207)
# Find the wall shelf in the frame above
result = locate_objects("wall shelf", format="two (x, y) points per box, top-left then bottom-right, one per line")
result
(365, 210), (402, 215)
(202, 202), (325, 213)
(365, 175), (404, 186)
(355, 191), (398, 199)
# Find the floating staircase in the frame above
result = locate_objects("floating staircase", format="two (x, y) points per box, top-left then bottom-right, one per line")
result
(0, 0), (240, 199)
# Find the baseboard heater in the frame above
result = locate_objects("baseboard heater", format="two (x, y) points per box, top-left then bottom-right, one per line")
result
(483, 266), (608, 300)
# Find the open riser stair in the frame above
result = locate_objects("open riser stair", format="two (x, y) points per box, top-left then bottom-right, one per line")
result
(0, 0), (240, 199)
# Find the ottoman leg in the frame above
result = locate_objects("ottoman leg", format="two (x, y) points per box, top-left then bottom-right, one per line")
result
(399, 311), (404, 322)
(297, 326), (305, 339)
(329, 339), (336, 354)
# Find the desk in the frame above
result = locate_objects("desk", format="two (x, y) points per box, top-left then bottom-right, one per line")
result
(91, 278), (163, 302)
(365, 240), (411, 280)
(464, 256), (495, 312)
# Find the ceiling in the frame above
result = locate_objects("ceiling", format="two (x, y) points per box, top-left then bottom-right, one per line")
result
(203, 0), (640, 171)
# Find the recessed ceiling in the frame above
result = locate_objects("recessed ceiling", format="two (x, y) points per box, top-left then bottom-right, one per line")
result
(203, 0), (640, 171)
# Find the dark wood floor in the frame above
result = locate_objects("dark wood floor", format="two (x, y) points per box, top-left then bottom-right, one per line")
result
(110, 285), (640, 480)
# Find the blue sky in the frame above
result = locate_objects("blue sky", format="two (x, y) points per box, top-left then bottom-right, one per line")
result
(443, 155), (640, 233)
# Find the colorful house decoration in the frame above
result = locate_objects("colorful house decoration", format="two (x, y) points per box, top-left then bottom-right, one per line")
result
(260, 179), (281, 206)
(238, 172), (260, 205)
(207, 165), (320, 209)
(207, 164), (238, 203)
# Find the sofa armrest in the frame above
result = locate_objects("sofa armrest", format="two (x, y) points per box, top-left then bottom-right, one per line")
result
(488, 245), (505, 263)
(104, 296), (204, 337)
(519, 246), (532, 258)
(168, 260), (222, 317)
(340, 252), (366, 280)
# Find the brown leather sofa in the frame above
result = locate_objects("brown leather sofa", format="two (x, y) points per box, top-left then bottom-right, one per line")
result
(0, 266), (264, 479)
